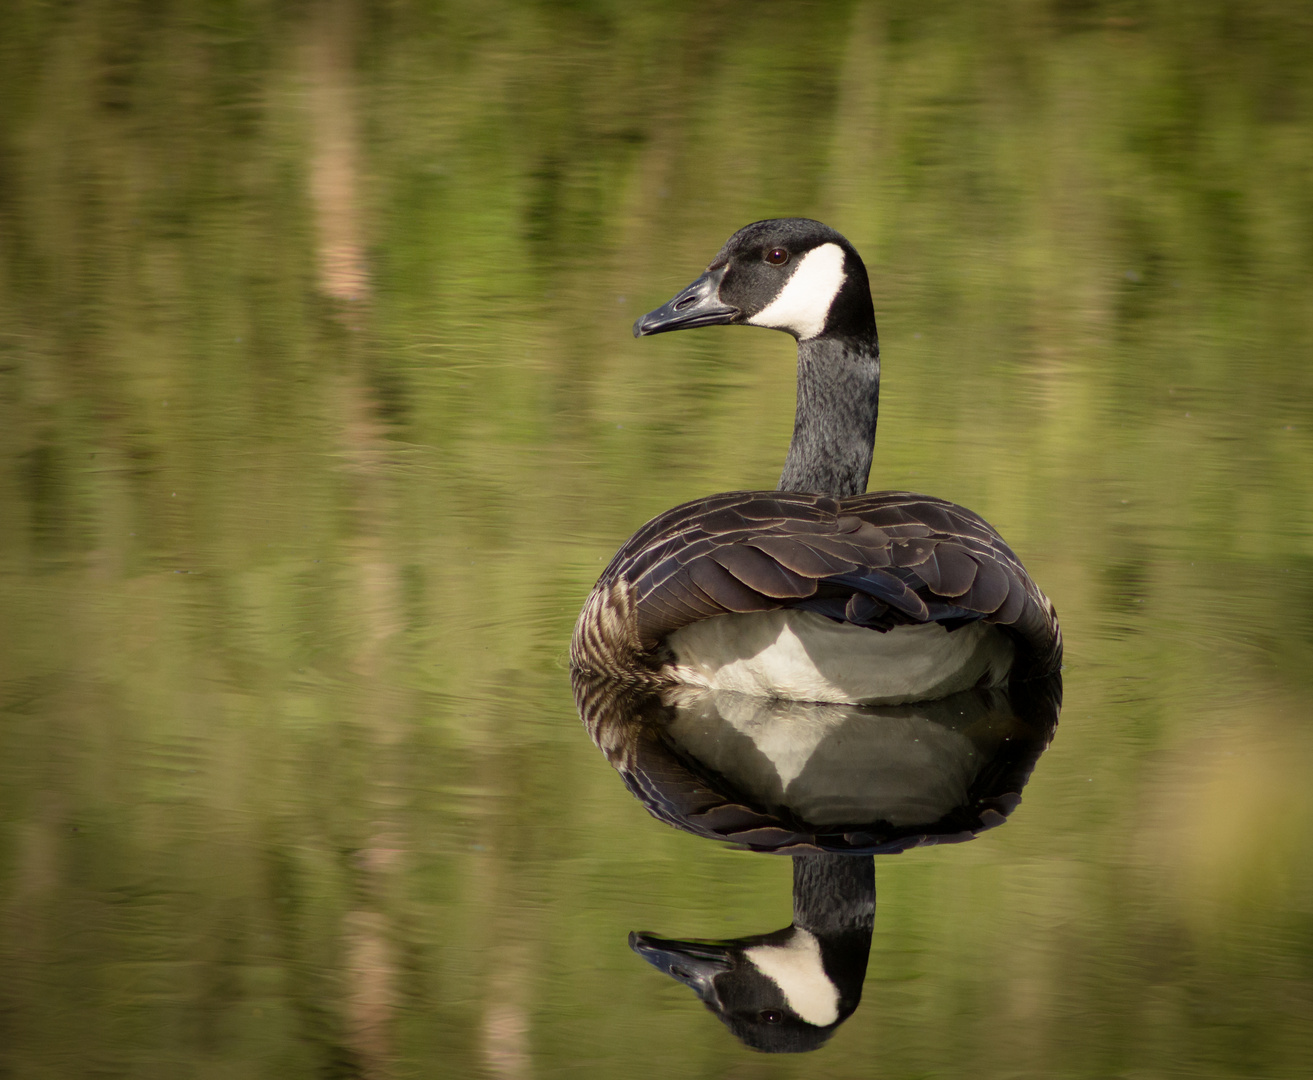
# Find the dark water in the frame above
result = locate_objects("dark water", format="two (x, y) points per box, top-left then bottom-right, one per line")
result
(2, 1), (1312, 1076)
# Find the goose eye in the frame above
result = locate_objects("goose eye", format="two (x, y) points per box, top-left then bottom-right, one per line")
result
(764, 248), (789, 266)
(759, 1009), (784, 1023)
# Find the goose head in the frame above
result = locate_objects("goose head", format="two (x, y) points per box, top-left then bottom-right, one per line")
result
(633, 219), (881, 495)
(629, 924), (865, 1053)
(634, 218), (877, 345)
(629, 853), (875, 1054)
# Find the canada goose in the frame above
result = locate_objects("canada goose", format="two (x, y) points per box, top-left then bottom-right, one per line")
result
(631, 853), (875, 1053)
(571, 219), (1061, 704)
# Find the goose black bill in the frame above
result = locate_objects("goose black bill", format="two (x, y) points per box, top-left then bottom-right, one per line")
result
(629, 931), (732, 1000)
(633, 267), (736, 336)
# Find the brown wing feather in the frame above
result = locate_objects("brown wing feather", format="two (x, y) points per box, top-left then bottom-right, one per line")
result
(743, 535), (858, 578)
(708, 544), (816, 599)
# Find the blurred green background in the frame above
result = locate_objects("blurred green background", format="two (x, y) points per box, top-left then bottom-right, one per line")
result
(2, 0), (1312, 1076)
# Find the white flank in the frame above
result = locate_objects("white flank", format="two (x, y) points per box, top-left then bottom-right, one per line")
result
(665, 610), (1015, 705)
(745, 930), (839, 1027)
(746, 242), (847, 339)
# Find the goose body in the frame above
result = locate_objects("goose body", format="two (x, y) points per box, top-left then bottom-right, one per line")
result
(572, 219), (1060, 704)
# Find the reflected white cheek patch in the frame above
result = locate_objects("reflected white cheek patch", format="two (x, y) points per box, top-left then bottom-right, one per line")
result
(746, 242), (846, 339)
(745, 930), (840, 1027)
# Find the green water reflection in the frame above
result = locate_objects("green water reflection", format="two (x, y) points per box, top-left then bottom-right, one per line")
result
(2, 0), (1312, 1076)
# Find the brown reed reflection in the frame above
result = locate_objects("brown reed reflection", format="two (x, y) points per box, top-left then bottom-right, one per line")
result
(305, 0), (369, 305)
(343, 908), (396, 1077)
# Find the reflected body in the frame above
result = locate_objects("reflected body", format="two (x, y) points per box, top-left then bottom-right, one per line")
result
(572, 220), (1061, 704)
(575, 672), (1060, 854)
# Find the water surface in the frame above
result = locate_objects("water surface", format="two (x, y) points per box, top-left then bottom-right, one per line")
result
(2, 2), (1312, 1076)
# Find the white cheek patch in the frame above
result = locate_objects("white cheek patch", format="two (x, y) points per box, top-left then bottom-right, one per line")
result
(746, 242), (847, 340)
(745, 930), (840, 1027)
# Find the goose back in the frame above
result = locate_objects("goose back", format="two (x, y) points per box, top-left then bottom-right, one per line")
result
(571, 489), (1062, 693)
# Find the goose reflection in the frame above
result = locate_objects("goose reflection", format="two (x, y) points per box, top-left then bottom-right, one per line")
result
(574, 671), (1060, 1052)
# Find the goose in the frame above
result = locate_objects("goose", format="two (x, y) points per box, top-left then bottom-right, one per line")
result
(571, 219), (1061, 705)
(630, 853), (875, 1053)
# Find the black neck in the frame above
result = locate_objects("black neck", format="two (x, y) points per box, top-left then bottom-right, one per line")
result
(778, 335), (880, 498)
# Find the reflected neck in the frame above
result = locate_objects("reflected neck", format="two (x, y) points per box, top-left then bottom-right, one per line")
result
(778, 335), (880, 498)
(792, 854), (876, 934)
(792, 853), (875, 1003)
